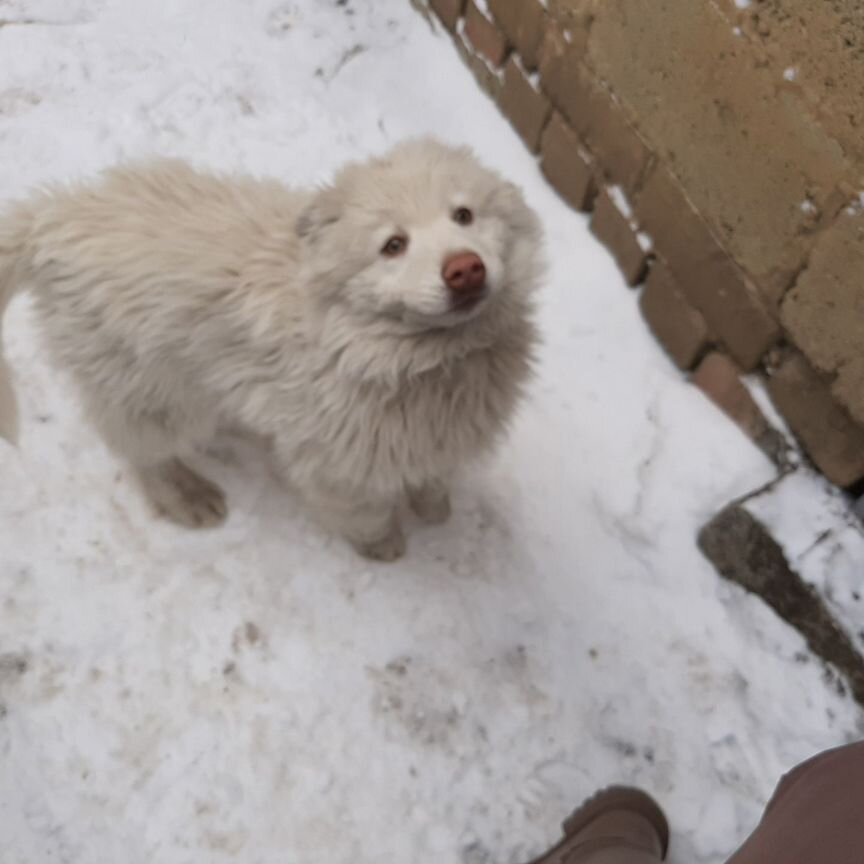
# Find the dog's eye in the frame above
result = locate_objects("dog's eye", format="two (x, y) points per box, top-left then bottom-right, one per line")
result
(453, 207), (474, 226)
(381, 235), (408, 257)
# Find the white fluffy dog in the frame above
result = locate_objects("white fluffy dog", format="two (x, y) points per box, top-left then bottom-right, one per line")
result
(0, 139), (542, 560)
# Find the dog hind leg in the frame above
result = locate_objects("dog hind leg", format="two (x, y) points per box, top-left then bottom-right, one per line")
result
(93, 402), (227, 529)
(408, 479), (451, 525)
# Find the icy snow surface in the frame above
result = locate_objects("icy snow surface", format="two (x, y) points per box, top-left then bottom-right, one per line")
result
(0, 2), (861, 864)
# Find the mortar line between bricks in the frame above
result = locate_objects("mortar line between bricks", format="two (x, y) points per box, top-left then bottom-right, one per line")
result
(540, 56), (654, 200)
(774, 186), (859, 309)
(689, 335), (718, 372)
(772, 241), (816, 311)
(536, 103), (552, 148)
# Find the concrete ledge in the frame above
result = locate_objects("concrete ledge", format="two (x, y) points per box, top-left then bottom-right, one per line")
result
(699, 503), (864, 707)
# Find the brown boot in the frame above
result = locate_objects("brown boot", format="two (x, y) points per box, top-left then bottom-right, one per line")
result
(524, 787), (669, 864)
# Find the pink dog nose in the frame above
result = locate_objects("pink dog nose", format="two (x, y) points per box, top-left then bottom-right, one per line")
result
(442, 252), (486, 296)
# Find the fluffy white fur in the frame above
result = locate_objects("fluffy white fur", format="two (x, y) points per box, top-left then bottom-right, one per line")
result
(0, 139), (542, 559)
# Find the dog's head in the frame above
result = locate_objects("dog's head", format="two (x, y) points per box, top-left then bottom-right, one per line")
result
(296, 138), (543, 329)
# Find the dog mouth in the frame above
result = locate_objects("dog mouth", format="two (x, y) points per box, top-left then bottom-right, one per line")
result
(392, 285), (492, 331)
(449, 286), (489, 314)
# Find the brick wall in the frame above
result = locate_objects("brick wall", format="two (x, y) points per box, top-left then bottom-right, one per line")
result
(424, 0), (864, 491)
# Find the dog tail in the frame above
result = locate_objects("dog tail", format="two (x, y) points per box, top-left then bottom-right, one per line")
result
(0, 204), (33, 445)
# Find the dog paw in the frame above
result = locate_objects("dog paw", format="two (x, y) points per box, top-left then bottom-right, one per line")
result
(409, 485), (451, 525)
(140, 460), (228, 529)
(355, 525), (406, 563)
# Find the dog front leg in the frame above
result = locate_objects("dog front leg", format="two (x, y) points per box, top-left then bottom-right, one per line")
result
(303, 484), (405, 562)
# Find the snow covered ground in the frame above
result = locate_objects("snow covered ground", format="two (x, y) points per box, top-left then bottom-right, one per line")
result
(0, 2), (861, 863)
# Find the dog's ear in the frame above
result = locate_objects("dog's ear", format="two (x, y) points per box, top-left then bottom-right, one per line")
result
(296, 187), (342, 240)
